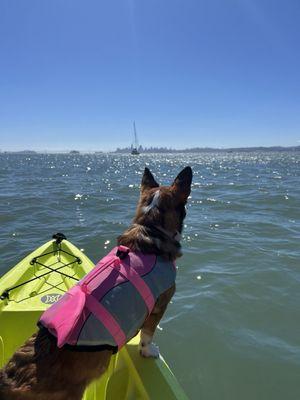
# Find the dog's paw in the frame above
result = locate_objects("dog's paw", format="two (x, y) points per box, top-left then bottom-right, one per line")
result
(139, 342), (160, 358)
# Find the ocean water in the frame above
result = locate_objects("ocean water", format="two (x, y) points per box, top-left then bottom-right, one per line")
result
(0, 151), (299, 400)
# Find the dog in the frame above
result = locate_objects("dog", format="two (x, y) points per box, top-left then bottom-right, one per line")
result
(0, 166), (192, 400)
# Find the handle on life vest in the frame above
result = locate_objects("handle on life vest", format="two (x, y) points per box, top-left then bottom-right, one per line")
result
(116, 246), (130, 260)
(52, 232), (67, 244)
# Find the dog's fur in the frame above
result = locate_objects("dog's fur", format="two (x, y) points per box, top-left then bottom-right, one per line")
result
(0, 166), (192, 400)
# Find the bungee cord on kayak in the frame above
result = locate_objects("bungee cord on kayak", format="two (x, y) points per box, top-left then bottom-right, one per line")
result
(0, 233), (81, 301)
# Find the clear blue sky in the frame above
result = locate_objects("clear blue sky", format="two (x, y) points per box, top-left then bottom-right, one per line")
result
(1, 0), (300, 151)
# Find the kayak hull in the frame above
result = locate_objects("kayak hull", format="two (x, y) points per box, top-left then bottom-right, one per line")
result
(0, 238), (188, 400)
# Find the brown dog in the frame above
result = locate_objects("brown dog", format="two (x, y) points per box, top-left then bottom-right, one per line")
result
(0, 166), (192, 400)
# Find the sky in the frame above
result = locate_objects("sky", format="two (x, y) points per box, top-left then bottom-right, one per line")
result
(0, 0), (300, 151)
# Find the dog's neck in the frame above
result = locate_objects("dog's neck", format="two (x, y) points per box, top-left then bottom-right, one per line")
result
(117, 223), (182, 261)
(147, 224), (181, 241)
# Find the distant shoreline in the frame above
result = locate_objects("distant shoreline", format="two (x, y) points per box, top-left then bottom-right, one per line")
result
(114, 145), (300, 154)
(1, 145), (300, 154)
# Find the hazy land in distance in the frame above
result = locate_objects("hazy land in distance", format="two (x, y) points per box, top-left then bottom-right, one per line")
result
(1, 146), (300, 155)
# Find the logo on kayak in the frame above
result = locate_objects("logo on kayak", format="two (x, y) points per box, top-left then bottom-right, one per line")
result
(41, 293), (62, 304)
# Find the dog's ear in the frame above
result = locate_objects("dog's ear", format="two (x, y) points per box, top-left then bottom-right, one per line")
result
(141, 167), (159, 191)
(172, 166), (193, 202)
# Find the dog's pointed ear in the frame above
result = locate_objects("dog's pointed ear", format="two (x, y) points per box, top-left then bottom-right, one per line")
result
(172, 166), (193, 202)
(141, 167), (159, 190)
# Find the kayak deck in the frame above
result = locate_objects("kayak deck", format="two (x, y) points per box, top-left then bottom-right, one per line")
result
(0, 238), (188, 400)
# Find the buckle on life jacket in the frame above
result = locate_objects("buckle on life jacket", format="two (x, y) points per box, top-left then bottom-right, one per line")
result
(116, 245), (130, 260)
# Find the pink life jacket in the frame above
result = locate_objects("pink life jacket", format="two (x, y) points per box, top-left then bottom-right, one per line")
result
(39, 246), (176, 352)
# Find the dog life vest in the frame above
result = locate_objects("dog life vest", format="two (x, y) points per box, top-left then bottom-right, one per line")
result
(39, 246), (176, 351)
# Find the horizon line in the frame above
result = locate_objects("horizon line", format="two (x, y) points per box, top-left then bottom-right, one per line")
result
(1, 145), (300, 154)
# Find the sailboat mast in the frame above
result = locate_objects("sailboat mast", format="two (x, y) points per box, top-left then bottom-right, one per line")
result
(133, 121), (138, 148)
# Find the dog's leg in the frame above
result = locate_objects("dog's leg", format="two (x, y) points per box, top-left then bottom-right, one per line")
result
(139, 285), (175, 358)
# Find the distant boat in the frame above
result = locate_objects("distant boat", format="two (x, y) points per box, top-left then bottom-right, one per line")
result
(131, 122), (140, 155)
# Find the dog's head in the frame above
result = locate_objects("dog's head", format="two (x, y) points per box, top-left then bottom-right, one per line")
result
(134, 166), (193, 237)
(118, 166), (192, 258)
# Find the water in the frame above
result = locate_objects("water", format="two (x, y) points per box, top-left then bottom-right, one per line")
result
(0, 152), (299, 400)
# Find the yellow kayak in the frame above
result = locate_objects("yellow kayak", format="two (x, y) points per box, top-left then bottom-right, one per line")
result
(0, 235), (188, 400)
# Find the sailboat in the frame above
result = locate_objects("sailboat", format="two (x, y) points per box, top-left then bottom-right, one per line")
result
(131, 121), (140, 155)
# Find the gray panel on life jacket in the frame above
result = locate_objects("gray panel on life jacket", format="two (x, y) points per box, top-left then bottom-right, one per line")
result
(142, 256), (176, 300)
(77, 256), (176, 347)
